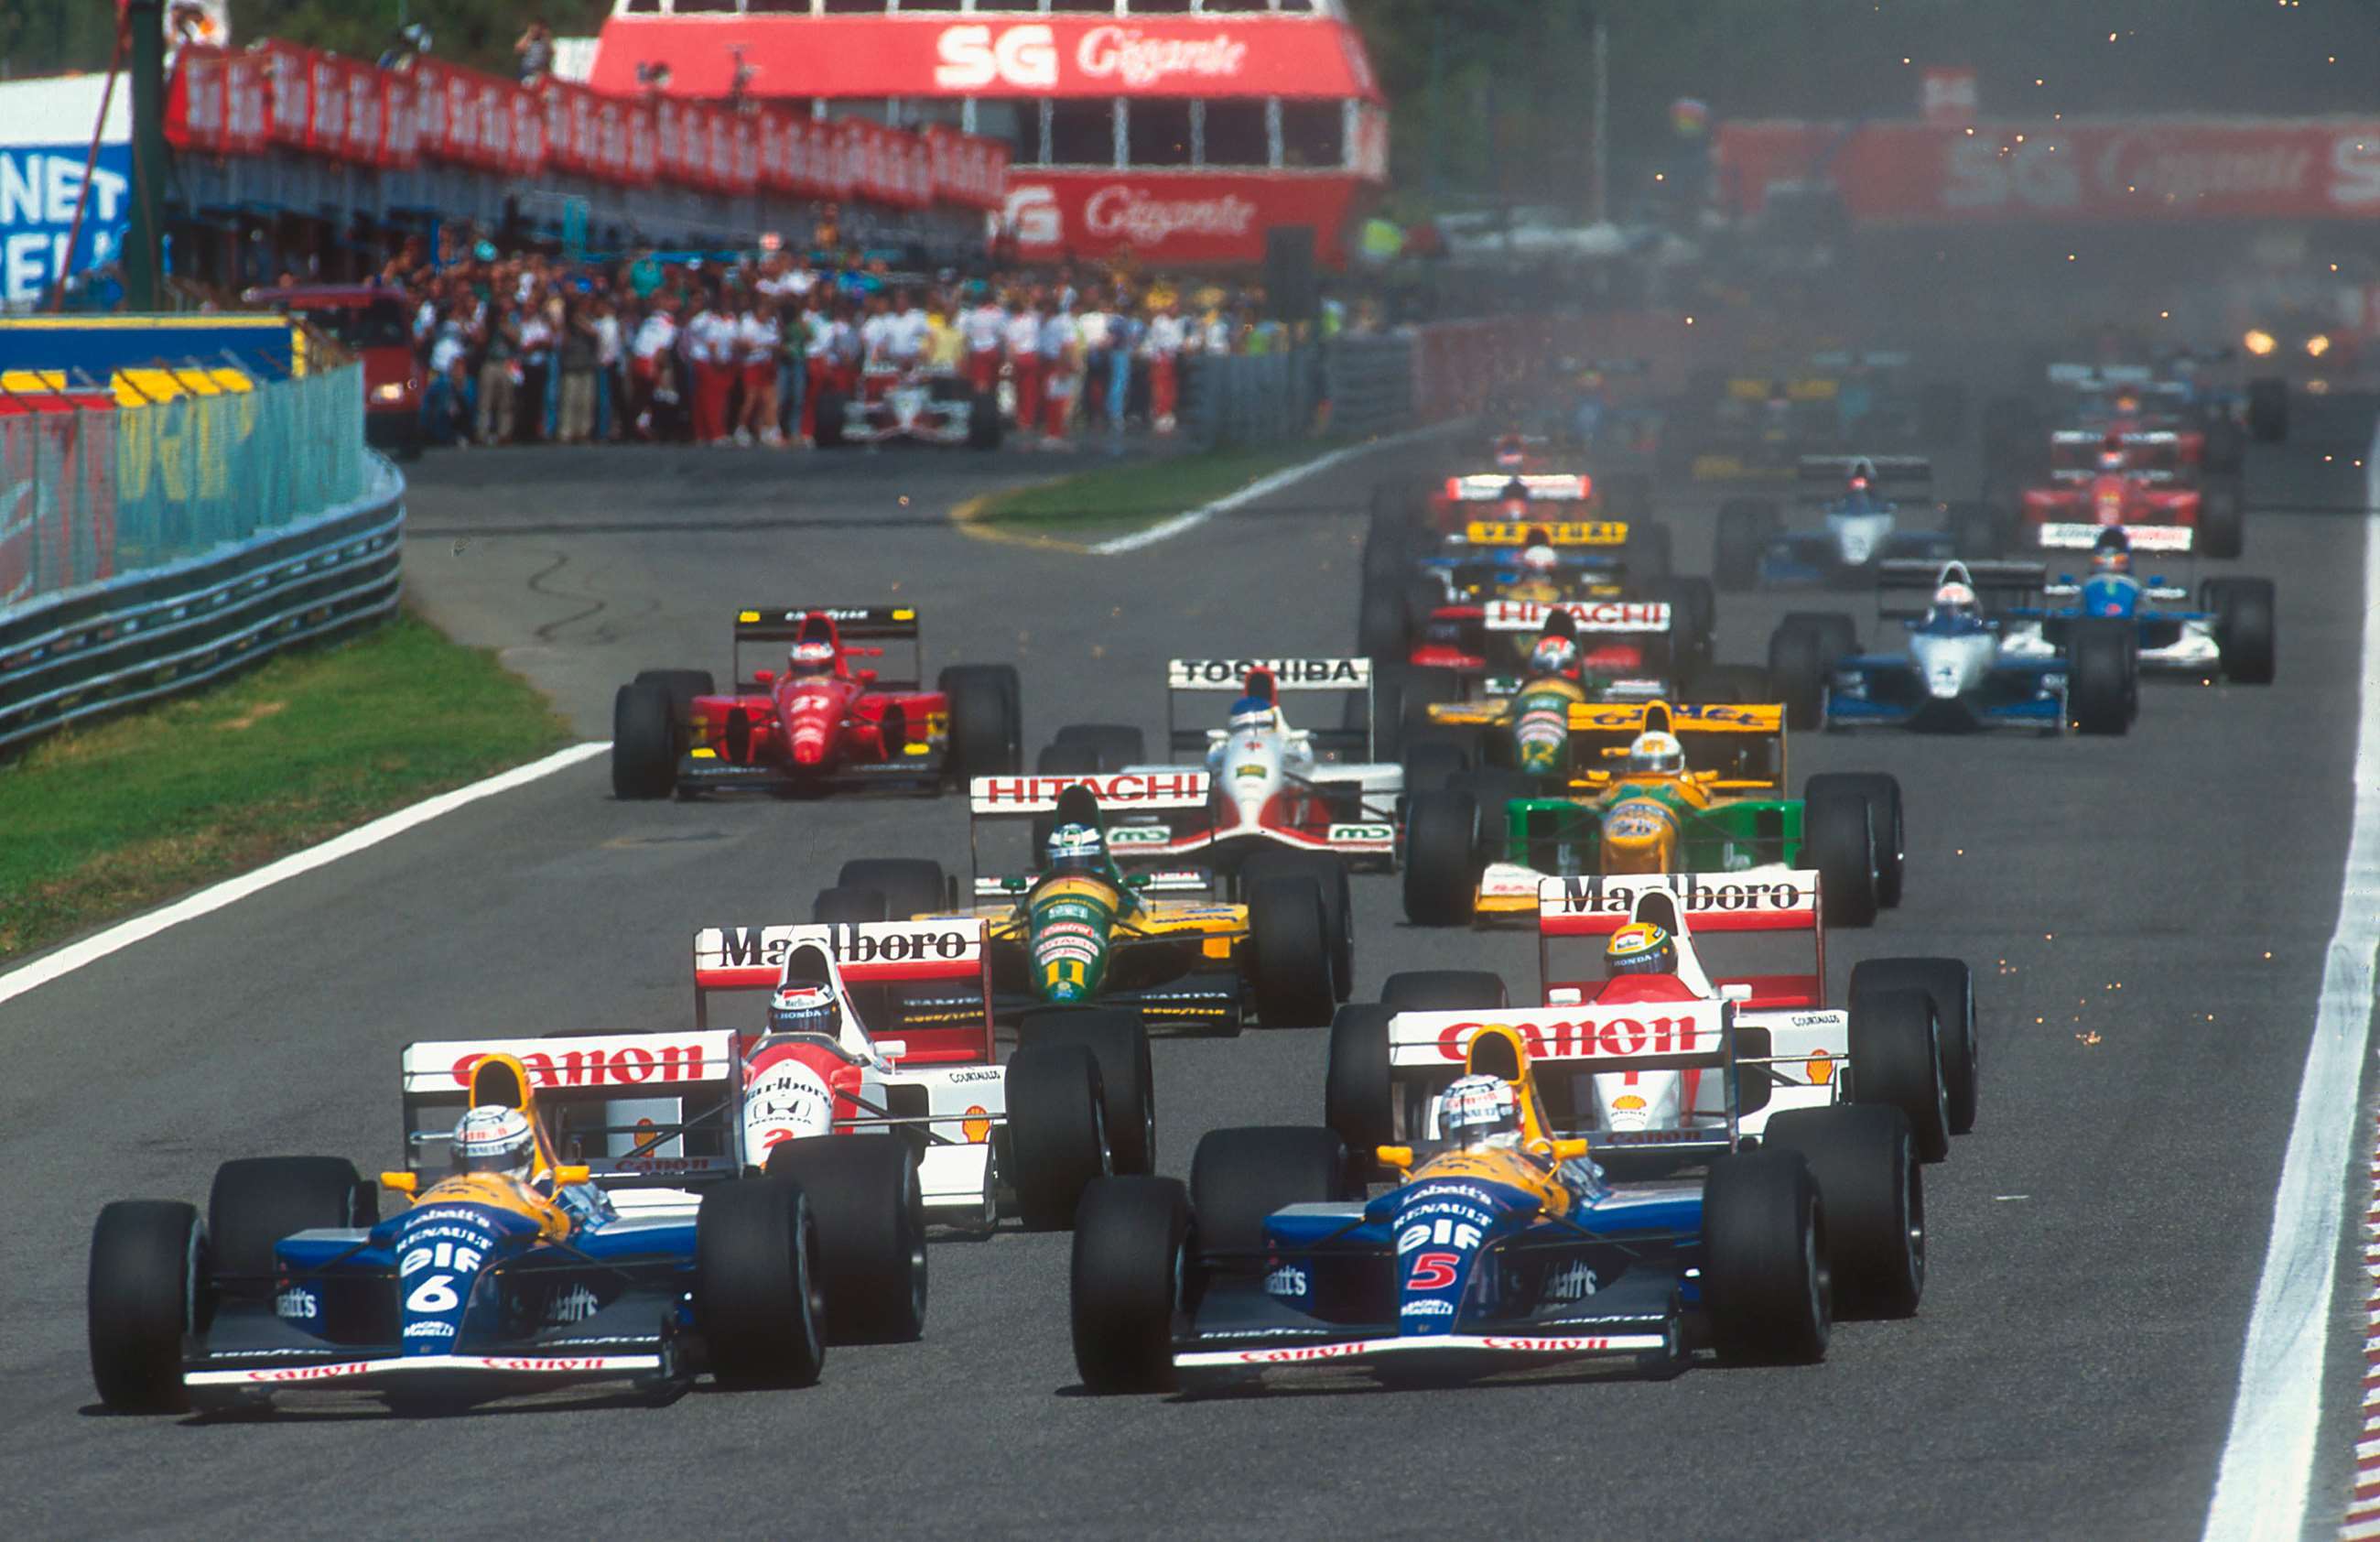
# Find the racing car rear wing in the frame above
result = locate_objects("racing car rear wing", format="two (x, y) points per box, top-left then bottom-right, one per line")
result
(2036, 522), (2193, 554)
(1876, 558), (2047, 620)
(1444, 472), (1592, 503)
(1458, 519), (1628, 548)
(1533, 872), (1825, 1013)
(733, 606), (921, 643)
(1385, 1000), (1735, 1080)
(690, 918), (994, 1061)
(968, 771), (1212, 816)
(1483, 599), (1670, 635)
(1809, 349), (1912, 370)
(1798, 454), (1931, 485)
(398, 1029), (743, 1187)
(2048, 363), (2157, 386)
(1561, 700), (1783, 786)
(1165, 658), (1376, 757)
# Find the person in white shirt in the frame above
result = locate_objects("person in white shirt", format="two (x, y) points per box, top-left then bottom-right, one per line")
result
(887, 288), (931, 369)
(590, 296), (623, 441)
(1076, 299), (1112, 432)
(962, 293), (1007, 397)
(858, 292), (896, 367)
(738, 298), (784, 447)
(682, 295), (736, 445)
(1006, 294), (1045, 435)
(628, 301), (678, 440)
(1036, 301), (1080, 447)
(1143, 300), (1185, 435)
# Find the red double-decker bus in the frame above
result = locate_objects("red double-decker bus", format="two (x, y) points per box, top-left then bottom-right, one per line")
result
(588, 0), (1388, 266)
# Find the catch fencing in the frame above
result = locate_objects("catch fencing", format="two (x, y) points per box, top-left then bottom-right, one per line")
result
(0, 364), (392, 753)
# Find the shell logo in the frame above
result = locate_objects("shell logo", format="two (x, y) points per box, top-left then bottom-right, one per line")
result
(962, 1105), (991, 1143)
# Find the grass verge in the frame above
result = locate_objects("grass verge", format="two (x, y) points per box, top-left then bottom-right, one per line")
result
(973, 437), (1348, 538)
(0, 612), (571, 962)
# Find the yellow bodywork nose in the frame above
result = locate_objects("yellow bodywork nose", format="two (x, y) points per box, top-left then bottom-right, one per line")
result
(1600, 797), (1678, 874)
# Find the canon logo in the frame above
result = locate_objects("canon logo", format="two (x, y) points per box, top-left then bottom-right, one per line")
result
(1085, 187), (1257, 244)
(1432, 1014), (1705, 1063)
(1076, 26), (1249, 88)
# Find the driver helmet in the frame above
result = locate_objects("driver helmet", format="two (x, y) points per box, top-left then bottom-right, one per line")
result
(1606, 920), (1677, 977)
(1227, 693), (1278, 734)
(2097, 434), (2127, 474)
(1495, 435), (1527, 470)
(1931, 580), (1980, 624)
(1045, 820), (1108, 879)
(2092, 527), (2132, 576)
(1520, 541), (1561, 579)
(451, 1104), (536, 1180)
(1529, 631), (1581, 680)
(1434, 1073), (1522, 1150)
(1625, 730), (1684, 775)
(787, 638), (836, 677)
(767, 978), (839, 1038)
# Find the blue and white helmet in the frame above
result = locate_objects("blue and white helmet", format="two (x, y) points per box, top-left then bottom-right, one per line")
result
(1045, 820), (1107, 879)
(1227, 694), (1278, 734)
(1435, 1073), (1521, 1149)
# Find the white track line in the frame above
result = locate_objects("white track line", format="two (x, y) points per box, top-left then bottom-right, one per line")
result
(0, 741), (608, 1009)
(2202, 422), (2380, 1541)
(1087, 422), (1455, 557)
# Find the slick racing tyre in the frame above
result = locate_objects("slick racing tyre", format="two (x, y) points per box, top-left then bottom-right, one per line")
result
(812, 885), (885, 924)
(1402, 740), (1470, 798)
(1050, 722), (1146, 772)
(1768, 623), (1829, 733)
(762, 1138), (927, 1343)
(611, 681), (677, 799)
(1325, 1004), (1395, 1174)
(2068, 620), (2135, 735)
(1242, 852), (1354, 1003)
(1005, 1045), (1109, 1231)
(940, 665), (1023, 777)
(1020, 1008), (1156, 1177)
(1189, 1125), (1349, 1256)
(698, 1178), (827, 1388)
(1248, 876), (1336, 1028)
(1714, 501), (1778, 592)
(2202, 416), (2245, 476)
(1359, 581), (1410, 665)
(835, 858), (947, 923)
(1762, 1105), (1924, 1319)
(1780, 611), (1858, 671)
(1805, 772), (1904, 908)
(1852, 957), (1978, 1136)
(1380, 970), (1509, 1010)
(633, 668), (715, 721)
(1070, 1177), (1187, 1395)
(1846, 985), (1951, 1163)
(2216, 578), (2277, 685)
(89, 1200), (205, 1413)
(1802, 787), (1879, 928)
(1689, 664), (1771, 705)
(2199, 476), (2245, 560)
(1701, 1149), (1830, 1364)
(1401, 790), (1481, 928)
(209, 1156), (376, 1293)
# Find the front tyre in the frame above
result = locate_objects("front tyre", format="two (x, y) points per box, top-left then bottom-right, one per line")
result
(1802, 787), (1879, 928)
(89, 1200), (203, 1413)
(1248, 876), (1336, 1027)
(697, 1179), (827, 1388)
(761, 1138), (928, 1343)
(1005, 1045), (1109, 1231)
(611, 682), (677, 799)
(1762, 1105), (1924, 1319)
(1070, 1177), (1187, 1395)
(1401, 789), (1480, 928)
(1701, 1150), (1830, 1364)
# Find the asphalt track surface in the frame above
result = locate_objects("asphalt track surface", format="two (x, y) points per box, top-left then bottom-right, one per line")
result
(6, 407), (2378, 1541)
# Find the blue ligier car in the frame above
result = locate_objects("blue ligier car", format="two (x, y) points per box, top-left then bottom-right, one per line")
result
(82, 1043), (919, 1415)
(1996, 525), (2277, 687)
(1712, 454), (2002, 593)
(1066, 1008), (1924, 1393)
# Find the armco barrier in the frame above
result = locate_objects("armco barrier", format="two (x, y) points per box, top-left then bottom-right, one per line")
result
(0, 456), (403, 753)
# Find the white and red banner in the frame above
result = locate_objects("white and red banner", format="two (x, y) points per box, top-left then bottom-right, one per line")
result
(1004, 172), (1372, 266)
(1718, 118), (2380, 223)
(589, 14), (1381, 103)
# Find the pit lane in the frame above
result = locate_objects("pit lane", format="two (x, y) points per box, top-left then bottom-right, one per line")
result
(2, 408), (2372, 1539)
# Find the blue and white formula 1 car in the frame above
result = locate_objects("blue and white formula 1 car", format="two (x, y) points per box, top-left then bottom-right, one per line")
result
(1768, 559), (2135, 736)
(1996, 525), (2277, 686)
(1712, 456), (1999, 592)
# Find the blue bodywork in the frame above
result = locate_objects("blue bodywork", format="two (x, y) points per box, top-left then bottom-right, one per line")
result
(1755, 491), (1957, 590)
(1823, 609), (2068, 731)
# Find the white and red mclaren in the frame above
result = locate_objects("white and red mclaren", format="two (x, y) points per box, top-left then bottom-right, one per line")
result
(1103, 657), (1402, 870)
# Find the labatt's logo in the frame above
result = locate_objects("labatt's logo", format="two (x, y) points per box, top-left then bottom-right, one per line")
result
(1085, 186), (1256, 245)
(1433, 1012), (1706, 1063)
(1076, 26), (1249, 88)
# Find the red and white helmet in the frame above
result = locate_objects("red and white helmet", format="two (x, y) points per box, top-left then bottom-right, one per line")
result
(788, 639), (836, 675)
(452, 1104), (536, 1179)
(1931, 581), (1980, 623)
(1520, 542), (1560, 577)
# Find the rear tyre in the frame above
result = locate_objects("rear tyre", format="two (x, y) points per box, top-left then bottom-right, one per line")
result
(1189, 1125), (1349, 1256)
(2199, 476), (2245, 559)
(2069, 621), (2134, 736)
(1690, 664), (1772, 705)
(1714, 502), (1773, 592)
(812, 886), (886, 925)
(1402, 740), (1469, 798)
(1241, 852), (1353, 1003)
(2217, 578), (2277, 685)
(1805, 772), (1904, 908)
(761, 1138), (926, 1342)
(1780, 611), (1858, 668)
(611, 682), (677, 800)
(1380, 970), (1509, 1010)
(1324, 1004), (1394, 1172)
(1701, 1150), (1830, 1364)
(1762, 1105), (1924, 1319)
(1768, 623), (1829, 733)
(1847, 986), (1951, 1163)
(1018, 1008), (1155, 1176)
(697, 1178), (827, 1388)
(940, 665), (1023, 777)
(1802, 788), (1878, 928)
(1358, 584), (1409, 664)
(1005, 1045), (1109, 1231)
(1851, 958), (1978, 1136)
(208, 1156), (375, 1290)
(89, 1200), (203, 1413)
(1248, 877), (1336, 1028)
(835, 858), (947, 922)
(1051, 722), (1146, 771)
(1070, 1177), (1187, 1395)
(1401, 790), (1480, 928)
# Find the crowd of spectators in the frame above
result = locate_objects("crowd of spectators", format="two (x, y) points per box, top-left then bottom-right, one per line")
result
(341, 228), (1362, 451)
